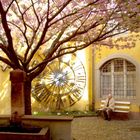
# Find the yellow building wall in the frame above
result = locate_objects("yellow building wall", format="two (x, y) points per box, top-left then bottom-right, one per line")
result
(67, 47), (93, 111)
(0, 48), (92, 114)
(0, 69), (11, 114)
(94, 34), (140, 113)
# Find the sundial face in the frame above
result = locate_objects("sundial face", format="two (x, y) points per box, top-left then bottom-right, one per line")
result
(32, 53), (86, 110)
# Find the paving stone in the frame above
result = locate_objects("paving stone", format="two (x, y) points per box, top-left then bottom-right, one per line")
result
(72, 117), (140, 140)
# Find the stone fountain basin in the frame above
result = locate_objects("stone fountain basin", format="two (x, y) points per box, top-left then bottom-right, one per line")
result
(0, 124), (50, 140)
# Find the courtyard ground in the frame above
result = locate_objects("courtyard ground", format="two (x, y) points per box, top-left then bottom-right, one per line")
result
(72, 117), (140, 140)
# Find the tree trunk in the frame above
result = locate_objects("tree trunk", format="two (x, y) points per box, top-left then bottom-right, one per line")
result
(24, 80), (32, 115)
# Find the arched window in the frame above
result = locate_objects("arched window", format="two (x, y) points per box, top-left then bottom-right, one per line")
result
(100, 58), (136, 99)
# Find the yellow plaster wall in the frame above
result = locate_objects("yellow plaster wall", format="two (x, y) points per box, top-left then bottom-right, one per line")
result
(0, 69), (11, 114)
(64, 47), (93, 111)
(95, 44), (140, 65)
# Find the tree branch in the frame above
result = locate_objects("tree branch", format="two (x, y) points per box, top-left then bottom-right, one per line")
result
(49, 0), (72, 22)
(0, 56), (15, 69)
(49, 0), (99, 27)
(0, 1), (13, 47)
(6, 0), (15, 13)
(0, 1), (20, 67)
(30, 0), (40, 24)
(15, 0), (29, 46)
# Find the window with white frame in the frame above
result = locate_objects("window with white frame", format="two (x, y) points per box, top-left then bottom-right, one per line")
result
(100, 58), (136, 99)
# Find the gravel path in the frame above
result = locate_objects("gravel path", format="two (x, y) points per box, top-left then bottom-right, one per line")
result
(72, 117), (140, 140)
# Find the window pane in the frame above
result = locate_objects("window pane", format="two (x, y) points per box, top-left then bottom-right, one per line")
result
(114, 59), (123, 72)
(126, 61), (136, 71)
(126, 74), (136, 98)
(114, 74), (124, 97)
(101, 61), (111, 72)
(100, 74), (111, 97)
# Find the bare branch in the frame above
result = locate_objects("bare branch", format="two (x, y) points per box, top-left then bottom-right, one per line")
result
(14, 0), (29, 46)
(46, 0), (50, 21)
(27, 43), (81, 74)
(22, 1), (38, 15)
(49, 0), (72, 21)
(57, 20), (100, 47)
(8, 21), (25, 36)
(13, 0), (41, 63)
(0, 1), (13, 47)
(30, 0), (40, 24)
(0, 56), (15, 68)
(28, 27), (68, 73)
(8, 21), (38, 64)
(49, 0), (99, 27)
(0, 43), (9, 54)
(25, 22), (49, 65)
(98, 28), (129, 41)
(6, 0), (15, 13)
(0, 1), (20, 67)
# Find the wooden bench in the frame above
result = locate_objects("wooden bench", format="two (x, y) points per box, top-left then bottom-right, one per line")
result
(97, 100), (131, 120)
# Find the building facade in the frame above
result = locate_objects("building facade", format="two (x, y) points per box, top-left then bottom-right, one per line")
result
(0, 34), (140, 119)
(93, 36), (140, 119)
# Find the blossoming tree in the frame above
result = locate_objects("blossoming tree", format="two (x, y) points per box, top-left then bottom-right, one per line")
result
(0, 0), (140, 114)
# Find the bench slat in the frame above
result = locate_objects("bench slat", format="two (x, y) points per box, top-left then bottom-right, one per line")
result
(115, 101), (131, 105)
(114, 110), (130, 113)
(115, 106), (130, 109)
(101, 100), (130, 105)
(101, 105), (130, 109)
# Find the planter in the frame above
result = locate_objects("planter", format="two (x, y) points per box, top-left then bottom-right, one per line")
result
(0, 115), (73, 140)
(0, 125), (50, 140)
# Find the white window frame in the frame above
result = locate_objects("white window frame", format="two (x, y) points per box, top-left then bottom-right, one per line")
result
(100, 58), (136, 99)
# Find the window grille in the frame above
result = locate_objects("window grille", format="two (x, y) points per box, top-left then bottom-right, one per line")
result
(100, 58), (136, 99)
(114, 59), (123, 72)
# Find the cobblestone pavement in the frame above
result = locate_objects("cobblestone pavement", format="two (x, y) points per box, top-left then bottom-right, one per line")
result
(72, 117), (140, 140)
